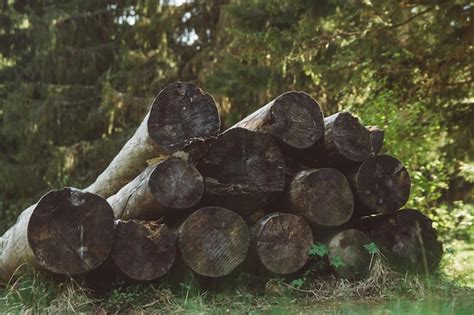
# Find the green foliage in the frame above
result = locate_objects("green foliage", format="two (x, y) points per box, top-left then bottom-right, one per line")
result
(308, 242), (329, 258)
(364, 242), (379, 255)
(329, 256), (345, 269)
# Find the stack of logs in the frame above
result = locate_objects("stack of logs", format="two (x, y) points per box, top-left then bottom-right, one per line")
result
(0, 82), (443, 285)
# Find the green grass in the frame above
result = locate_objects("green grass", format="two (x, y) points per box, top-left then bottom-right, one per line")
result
(1, 241), (473, 314)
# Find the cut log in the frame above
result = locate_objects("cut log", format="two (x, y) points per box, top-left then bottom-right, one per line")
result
(231, 91), (324, 149)
(328, 229), (373, 280)
(197, 128), (285, 215)
(252, 213), (313, 274)
(111, 220), (177, 281)
(86, 82), (220, 198)
(346, 154), (411, 215)
(367, 126), (384, 155)
(107, 157), (204, 220)
(0, 188), (115, 282)
(288, 168), (354, 226)
(178, 206), (249, 277)
(362, 209), (443, 274)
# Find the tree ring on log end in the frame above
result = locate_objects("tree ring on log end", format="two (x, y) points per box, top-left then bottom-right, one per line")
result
(111, 220), (176, 281)
(289, 168), (354, 226)
(179, 206), (249, 277)
(355, 154), (411, 213)
(255, 213), (313, 274)
(147, 82), (220, 154)
(28, 188), (115, 276)
(269, 92), (324, 149)
(328, 229), (372, 280)
(149, 157), (204, 209)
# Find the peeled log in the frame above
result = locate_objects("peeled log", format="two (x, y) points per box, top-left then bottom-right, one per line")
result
(364, 209), (443, 274)
(86, 82), (220, 198)
(232, 91), (324, 149)
(111, 220), (176, 281)
(197, 128), (285, 215)
(346, 154), (411, 216)
(0, 188), (115, 282)
(107, 157), (204, 220)
(252, 213), (313, 274)
(328, 229), (372, 280)
(179, 206), (249, 277)
(288, 168), (354, 226)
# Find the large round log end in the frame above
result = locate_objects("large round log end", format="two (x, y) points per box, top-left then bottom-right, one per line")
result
(254, 213), (313, 274)
(27, 188), (115, 276)
(149, 157), (204, 209)
(179, 206), (249, 277)
(111, 220), (176, 281)
(147, 82), (220, 153)
(289, 168), (354, 226)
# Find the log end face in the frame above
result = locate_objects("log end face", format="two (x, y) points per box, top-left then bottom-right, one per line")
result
(27, 188), (115, 276)
(270, 92), (324, 149)
(147, 82), (220, 153)
(149, 157), (204, 209)
(179, 206), (249, 277)
(328, 229), (372, 280)
(256, 213), (313, 274)
(111, 220), (177, 281)
(289, 168), (354, 226)
(356, 155), (411, 214)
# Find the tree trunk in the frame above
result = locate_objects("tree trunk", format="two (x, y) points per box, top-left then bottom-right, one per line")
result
(197, 128), (285, 215)
(287, 168), (354, 226)
(328, 229), (373, 280)
(346, 154), (411, 216)
(251, 213), (313, 274)
(178, 206), (249, 277)
(107, 157), (204, 220)
(111, 220), (177, 281)
(86, 82), (220, 198)
(358, 209), (443, 274)
(300, 112), (381, 167)
(0, 188), (115, 282)
(231, 91), (324, 149)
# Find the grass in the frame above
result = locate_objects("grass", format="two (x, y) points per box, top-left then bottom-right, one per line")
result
(1, 241), (473, 314)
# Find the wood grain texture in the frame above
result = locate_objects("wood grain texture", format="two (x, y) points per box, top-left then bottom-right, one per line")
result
(232, 91), (324, 149)
(179, 206), (249, 277)
(328, 229), (372, 280)
(253, 213), (313, 274)
(288, 168), (354, 226)
(111, 220), (177, 281)
(197, 128), (285, 215)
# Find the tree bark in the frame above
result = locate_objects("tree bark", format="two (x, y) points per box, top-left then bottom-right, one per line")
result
(231, 91), (324, 149)
(346, 154), (411, 216)
(197, 128), (285, 215)
(287, 168), (354, 226)
(86, 82), (220, 198)
(107, 157), (204, 220)
(251, 213), (313, 274)
(111, 220), (177, 281)
(300, 112), (381, 167)
(178, 206), (249, 277)
(0, 188), (115, 282)
(358, 209), (443, 274)
(328, 229), (373, 280)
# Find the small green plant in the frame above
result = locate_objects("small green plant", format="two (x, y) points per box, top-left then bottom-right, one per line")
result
(309, 242), (329, 257)
(329, 256), (345, 269)
(364, 242), (379, 255)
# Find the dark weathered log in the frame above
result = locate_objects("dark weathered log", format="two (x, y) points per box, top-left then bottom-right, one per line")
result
(178, 206), (249, 277)
(328, 229), (373, 280)
(107, 157), (204, 220)
(0, 188), (115, 282)
(367, 126), (384, 155)
(232, 91), (324, 149)
(197, 128), (285, 215)
(362, 209), (443, 274)
(288, 168), (354, 226)
(300, 112), (381, 167)
(86, 82), (220, 198)
(346, 154), (411, 216)
(111, 220), (176, 281)
(252, 213), (313, 274)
